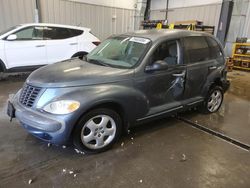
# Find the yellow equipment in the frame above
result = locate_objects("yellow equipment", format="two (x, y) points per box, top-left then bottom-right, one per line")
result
(231, 43), (250, 71)
(156, 23), (162, 29)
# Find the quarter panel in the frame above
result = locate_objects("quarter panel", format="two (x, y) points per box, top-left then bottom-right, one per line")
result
(0, 40), (7, 68)
(77, 32), (99, 53)
(201, 64), (226, 96)
(46, 37), (78, 64)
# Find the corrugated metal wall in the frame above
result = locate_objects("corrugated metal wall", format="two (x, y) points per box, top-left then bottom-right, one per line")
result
(224, 0), (250, 56)
(40, 0), (135, 40)
(150, 3), (222, 34)
(0, 0), (35, 31)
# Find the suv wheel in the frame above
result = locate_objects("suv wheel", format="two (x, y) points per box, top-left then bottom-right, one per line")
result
(201, 86), (224, 113)
(73, 108), (122, 154)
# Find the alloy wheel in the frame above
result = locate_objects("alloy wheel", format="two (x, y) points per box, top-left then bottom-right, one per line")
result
(207, 90), (223, 112)
(81, 115), (116, 149)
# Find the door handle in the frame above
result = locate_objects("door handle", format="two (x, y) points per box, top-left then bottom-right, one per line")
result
(209, 66), (217, 70)
(70, 42), (78, 45)
(35, 45), (45, 47)
(172, 72), (185, 77)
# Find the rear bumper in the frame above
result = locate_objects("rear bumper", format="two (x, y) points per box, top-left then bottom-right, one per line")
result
(10, 91), (74, 145)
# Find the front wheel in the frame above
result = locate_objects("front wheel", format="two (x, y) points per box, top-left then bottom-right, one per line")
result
(73, 108), (122, 154)
(200, 86), (224, 113)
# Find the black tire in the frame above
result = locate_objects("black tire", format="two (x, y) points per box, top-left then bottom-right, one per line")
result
(0, 59), (6, 73)
(200, 86), (224, 114)
(73, 108), (122, 154)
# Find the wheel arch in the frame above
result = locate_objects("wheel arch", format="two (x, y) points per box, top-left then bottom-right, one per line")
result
(70, 100), (129, 138)
(0, 59), (6, 72)
(71, 51), (88, 59)
(84, 101), (126, 121)
(202, 77), (224, 97)
(209, 77), (224, 92)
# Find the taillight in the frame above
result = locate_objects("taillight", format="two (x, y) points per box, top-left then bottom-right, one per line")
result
(92, 41), (101, 46)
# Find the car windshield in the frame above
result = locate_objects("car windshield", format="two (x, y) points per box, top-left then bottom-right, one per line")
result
(86, 36), (151, 68)
(0, 25), (20, 36)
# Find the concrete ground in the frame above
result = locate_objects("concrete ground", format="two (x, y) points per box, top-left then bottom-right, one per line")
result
(0, 70), (250, 188)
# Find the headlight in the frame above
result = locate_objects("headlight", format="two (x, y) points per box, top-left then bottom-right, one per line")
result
(43, 100), (80, 115)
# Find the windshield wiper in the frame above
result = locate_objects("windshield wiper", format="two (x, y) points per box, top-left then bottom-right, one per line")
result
(88, 59), (111, 67)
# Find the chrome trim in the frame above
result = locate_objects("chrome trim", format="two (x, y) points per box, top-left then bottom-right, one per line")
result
(187, 100), (204, 106)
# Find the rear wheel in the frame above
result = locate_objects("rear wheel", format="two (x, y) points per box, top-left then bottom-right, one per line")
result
(73, 108), (122, 154)
(0, 60), (6, 72)
(0, 60), (6, 79)
(200, 86), (224, 113)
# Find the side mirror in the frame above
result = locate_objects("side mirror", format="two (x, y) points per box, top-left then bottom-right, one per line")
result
(145, 60), (168, 72)
(6, 34), (17, 41)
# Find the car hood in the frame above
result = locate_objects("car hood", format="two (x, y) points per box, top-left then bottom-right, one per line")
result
(26, 59), (134, 88)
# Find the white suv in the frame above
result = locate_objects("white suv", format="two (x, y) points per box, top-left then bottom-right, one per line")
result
(0, 23), (100, 72)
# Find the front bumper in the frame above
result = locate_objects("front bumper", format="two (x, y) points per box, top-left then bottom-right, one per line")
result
(9, 91), (74, 145)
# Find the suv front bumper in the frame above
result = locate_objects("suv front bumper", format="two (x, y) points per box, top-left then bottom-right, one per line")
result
(7, 91), (73, 145)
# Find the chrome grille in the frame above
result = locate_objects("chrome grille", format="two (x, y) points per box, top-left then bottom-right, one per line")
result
(19, 84), (41, 107)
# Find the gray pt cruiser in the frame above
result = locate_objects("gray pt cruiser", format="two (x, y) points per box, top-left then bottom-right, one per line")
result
(7, 29), (230, 153)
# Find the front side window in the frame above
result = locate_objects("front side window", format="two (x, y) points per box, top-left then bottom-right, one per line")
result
(150, 40), (178, 66)
(87, 36), (151, 68)
(14, 26), (43, 40)
(69, 29), (83, 37)
(183, 36), (210, 64)
(44, 27), (71, 40)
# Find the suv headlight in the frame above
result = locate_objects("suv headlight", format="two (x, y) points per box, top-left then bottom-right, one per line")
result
(43, 100), (80, 115)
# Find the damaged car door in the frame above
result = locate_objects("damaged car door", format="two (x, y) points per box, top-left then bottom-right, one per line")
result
(136, 39), (186, 120)
(182, 36), (211, 100)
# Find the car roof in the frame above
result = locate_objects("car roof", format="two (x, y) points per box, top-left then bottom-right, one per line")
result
(20, 23), (90, 31)
(123, 29), (213, 42)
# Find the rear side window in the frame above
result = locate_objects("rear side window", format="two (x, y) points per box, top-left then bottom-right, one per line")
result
(69, 29), (83, 37)
(206, 37), (223, 59)
(183, 36), (210, 64)
(44, 27), (82, 40)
